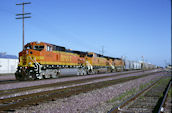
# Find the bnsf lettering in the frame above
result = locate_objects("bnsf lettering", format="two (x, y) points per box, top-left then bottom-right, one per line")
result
(61, 55), (72, 62)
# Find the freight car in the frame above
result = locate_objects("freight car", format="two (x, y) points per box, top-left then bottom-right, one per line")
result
(15, 41), (156, 80)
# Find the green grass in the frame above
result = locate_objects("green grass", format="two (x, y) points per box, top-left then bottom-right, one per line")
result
(107, 88), (136, 103)
(107, 79), (159, 104)
(139, 80), (154, 90)
(168, 86), (172, 97)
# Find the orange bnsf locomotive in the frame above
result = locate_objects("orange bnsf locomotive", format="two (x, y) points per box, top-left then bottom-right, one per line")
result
(15, 42), (124, 80)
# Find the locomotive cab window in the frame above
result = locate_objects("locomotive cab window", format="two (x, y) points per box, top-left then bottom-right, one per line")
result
(25, 45), (32, 50)
(33, 45), (44, 51)
(87, 54), (93, 57)
(47, 45), (52, 51)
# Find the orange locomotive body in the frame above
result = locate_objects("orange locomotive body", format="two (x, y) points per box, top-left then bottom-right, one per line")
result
(16, 42), (87, 80)
(114, 58), (125, 71)
(19, 42), (83, 66)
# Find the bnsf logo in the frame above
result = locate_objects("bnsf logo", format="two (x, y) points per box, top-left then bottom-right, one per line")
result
(60, 55), (72, 62)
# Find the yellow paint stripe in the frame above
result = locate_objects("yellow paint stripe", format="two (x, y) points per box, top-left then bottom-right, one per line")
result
(40, 61), (79, 66)
(52, 51), (79, 56)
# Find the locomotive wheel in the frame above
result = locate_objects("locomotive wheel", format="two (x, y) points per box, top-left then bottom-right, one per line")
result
(15, 73), (23, 81)
(56, 72), (60, 78)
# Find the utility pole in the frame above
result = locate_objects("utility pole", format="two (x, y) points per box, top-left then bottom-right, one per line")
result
(16, 2), (31, 50)
(142, 56), (144, 71)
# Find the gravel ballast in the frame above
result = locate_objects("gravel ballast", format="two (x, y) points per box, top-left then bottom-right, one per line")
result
(0, 74), (15, 81)
(14, 72), (165, 113)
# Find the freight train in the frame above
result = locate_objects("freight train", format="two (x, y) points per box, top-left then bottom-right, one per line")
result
(15, 42), (156, 80)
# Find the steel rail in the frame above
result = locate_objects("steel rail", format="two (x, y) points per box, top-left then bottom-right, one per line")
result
(157, 80), (171, 113)
(0, 70), (142, 85)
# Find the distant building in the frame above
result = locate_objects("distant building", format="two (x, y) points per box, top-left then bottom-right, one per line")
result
(0, 53), (18, 74)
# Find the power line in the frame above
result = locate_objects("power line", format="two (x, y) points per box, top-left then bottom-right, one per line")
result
(16, 2), (31, 50)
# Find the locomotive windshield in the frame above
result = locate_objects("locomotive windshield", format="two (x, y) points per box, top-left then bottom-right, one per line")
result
(87, 54), (93, 57)
(33, 45), (44, 51)
(25, 45), (32, 49)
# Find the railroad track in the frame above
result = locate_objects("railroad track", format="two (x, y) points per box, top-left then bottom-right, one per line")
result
(0, 70), (145, 97)
(0, 80), (19, 85)
(108, 76), (171, 113)
(0, 71), (160, 112)
(0, 70), (142, 85)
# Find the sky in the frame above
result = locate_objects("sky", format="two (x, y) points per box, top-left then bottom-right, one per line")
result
(0, 0), (171, 67)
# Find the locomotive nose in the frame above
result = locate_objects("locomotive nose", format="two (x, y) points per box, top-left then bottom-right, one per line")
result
(22, 50), (27, 65)
(19, 49), (31, 66)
